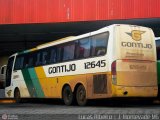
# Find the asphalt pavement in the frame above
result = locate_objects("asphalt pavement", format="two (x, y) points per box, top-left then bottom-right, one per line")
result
(0, 99), (159, 120)
(0, 89), (4, 98)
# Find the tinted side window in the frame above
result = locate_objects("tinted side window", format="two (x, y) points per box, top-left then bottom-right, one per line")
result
(35, 52), (42, 66)
(63, 42), (75, 61)
(14, 56), (24, 70)
(23, 54), (29, 68)
(42, 50), (49, 65)
(57, 45), (63, 62)
(156, 40), (160, 60)
(76, 37), (90, 59)
(91, 32), (109, 56)
(49, 47), (57, 64)
(28, 56), (33, 67)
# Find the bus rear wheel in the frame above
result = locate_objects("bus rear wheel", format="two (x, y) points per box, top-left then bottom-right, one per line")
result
(76, 85), (87, 106)
(14, 88), (21, 103)
(62, 85), (74, 106)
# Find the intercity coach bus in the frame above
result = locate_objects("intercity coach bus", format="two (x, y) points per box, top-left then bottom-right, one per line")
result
(155, 37), (160, 97)
(5, 24), (158, 106)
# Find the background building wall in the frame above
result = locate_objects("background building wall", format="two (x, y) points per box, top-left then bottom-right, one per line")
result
(0, 0), (159, 24)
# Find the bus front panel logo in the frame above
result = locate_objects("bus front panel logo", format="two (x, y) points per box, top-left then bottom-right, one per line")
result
(126, 30), (145, 41)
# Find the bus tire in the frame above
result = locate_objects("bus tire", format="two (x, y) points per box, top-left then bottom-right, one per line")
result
(76, 85), (87, 106)
(62, 85), (74, 106)
(14, 88), (21, 103)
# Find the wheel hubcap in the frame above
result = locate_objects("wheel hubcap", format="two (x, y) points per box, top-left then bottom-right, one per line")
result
(79, 88), (85, 101)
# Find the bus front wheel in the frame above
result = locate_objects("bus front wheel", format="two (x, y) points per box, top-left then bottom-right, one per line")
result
(14, 88), (21, 103)
(76, 85), (87, 106)
(62, 85), (74, 106)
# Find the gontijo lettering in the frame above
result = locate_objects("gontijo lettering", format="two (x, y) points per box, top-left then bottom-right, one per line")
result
(48, 64), (76, 74)
(121, 42), (152, 49)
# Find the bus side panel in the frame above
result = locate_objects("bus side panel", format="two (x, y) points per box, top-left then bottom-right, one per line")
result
(5, 70), (31, 98)
(35, 65), (112, 99)
(34, 66), (58, 98)
(55, 72), (112, 99)
(58, 74), (87, 98)
(27, 68), (45, 98)
(34, 66), (113, 99)
(35, 67), (88, 99)
(86, 72), (112, 99)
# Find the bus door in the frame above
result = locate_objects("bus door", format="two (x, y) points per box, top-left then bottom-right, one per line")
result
(5, 56), (15, 97)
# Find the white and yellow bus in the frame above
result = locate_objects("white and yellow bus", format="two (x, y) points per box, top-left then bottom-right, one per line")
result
(5, 24), (158, 106)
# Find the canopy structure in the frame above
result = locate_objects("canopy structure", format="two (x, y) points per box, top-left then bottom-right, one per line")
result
(0, 0), (160, 55)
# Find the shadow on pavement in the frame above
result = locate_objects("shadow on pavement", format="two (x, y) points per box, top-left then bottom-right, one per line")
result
(18, 98), (160, 108)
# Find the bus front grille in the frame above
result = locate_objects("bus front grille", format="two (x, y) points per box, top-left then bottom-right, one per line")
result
(93, 74), (107, 94)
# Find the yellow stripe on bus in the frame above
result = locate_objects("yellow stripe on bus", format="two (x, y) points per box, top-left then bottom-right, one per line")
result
(30, 48), (37, 52)
(34, 67), (48, 97)
(34, 67), (58, 97)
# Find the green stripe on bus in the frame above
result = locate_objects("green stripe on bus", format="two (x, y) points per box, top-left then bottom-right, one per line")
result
(28, 68), (45, 97)
(18, 50), (30, 55)
(21, 69), (37, 97)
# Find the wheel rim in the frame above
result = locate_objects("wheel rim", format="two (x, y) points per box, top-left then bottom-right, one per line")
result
(78, 87), (85, 102)
(77, 85), (87, 106)
(65, 89), (72, 102)
(63, 86), (73, 105)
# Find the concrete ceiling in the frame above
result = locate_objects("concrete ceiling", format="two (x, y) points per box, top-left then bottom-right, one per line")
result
(0, 18), (160, 56)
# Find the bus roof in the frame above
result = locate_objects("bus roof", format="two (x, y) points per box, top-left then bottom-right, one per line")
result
(37, 36), (75, 48)
(11, 24), (152, 57)
(16, 36), (75, 55)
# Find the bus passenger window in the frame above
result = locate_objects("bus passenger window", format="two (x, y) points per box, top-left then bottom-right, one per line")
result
(63, 42), (75, 61)
(76, 38), (90, 59)
(57, 46), (63, 62)
(91, 32), (109, 57)
(42, 51), (48, 65)
(28, 57), (33, 67)
(14, 56), (24, 70)
(24, 55), (29, 68)
(35, 52), (42, 66)
(49, 48), (57, 64)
